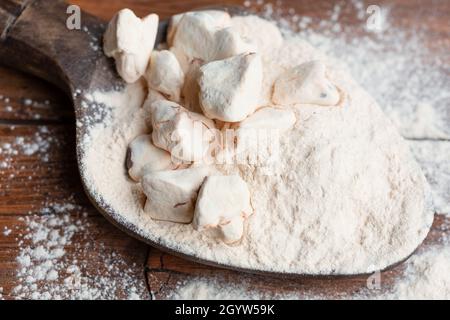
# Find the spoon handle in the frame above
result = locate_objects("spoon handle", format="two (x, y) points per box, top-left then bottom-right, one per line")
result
(0, 0), (109, 95)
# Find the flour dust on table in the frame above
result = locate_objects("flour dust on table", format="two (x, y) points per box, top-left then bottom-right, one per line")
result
(166, 242), (450, 300)
(11, 203), (147, 300)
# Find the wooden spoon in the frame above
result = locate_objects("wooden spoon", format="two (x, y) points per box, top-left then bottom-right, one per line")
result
(0, 0), (432, 278)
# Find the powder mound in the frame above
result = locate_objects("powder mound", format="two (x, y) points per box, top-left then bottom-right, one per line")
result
(79, 15), (434, 275)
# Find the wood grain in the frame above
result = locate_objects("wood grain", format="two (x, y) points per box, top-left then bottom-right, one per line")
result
(0, 122), (149, 299)
(0, 0), (449, 300)
(0, 66), (72, 122)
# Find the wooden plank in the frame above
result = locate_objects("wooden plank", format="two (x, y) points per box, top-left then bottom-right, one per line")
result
(0, 66), (73, 122)
(69, 0), (243, 21)
(0, 124), (88, 215)
(0, 213), (149, 300)
(0, 123), (149, 299)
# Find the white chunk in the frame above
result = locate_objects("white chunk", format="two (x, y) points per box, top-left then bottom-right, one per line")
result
(142, 167), (211, 223)
(193, 175), (253, 232)
(212, 27), (258, 61)
(146, 50), (184, 102)
(219, 216), (245, 245)
(103, 9), (159, 83)
(231, 15), (283, 55)
(168, 10), (231, 46)
(150, 100), (216, 162)
(127, 135), (173, 181)
(171, 12), (219, 65)
(198, 53), (263, 122)
(272, 60), (340, 106)
(171, 12), (254, 67)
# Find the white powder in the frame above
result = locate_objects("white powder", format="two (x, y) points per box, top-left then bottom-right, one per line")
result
(280, 2), (450, 141)
(3, 226), (12, 236)
(169, 279), (266, 300)
(383, 245), (450, 299)
(167, 244), (450, 300)
(410, 141), (450, 214)
(1, 128), (147, 300)
(10, 203), (148, 300)
(80, 14), (434, 275)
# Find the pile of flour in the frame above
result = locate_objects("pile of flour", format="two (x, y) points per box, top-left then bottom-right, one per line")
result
(261, 0), (449, 214)
(80, 14), (433, 275)
(161, 0), (449, 299)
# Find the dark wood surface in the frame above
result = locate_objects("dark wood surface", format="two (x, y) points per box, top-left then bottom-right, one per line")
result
(0, 0), (448, 300)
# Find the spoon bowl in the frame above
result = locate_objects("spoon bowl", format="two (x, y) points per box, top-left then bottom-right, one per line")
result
(0, 0), (434, 278)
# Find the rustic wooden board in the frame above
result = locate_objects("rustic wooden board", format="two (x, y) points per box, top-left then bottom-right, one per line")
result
(0, 0), (449, 300)
(0, 122), (149, 299)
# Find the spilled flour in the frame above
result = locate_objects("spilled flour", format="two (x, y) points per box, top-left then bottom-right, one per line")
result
(167, 244), (450, 300)
(0, 124), (147, 300)
(79, 13), (434, 275)
(383, 245), (450, 299)
(11, 203), (147, 300)
(410, 142), (450, 215)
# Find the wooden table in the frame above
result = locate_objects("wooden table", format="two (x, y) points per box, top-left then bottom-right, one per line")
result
(0, 0), (448, 300)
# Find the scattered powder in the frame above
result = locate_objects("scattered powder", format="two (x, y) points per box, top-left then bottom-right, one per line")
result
(3, 226), (12, 236)
(19, 98), (53, 110)
(0, 126), (147, 300)
(167, 244), (450, 300)
(409, 141), (450, 215)
(383, 245), (450, 299)
(82, 25), (102, 52)
(10, 203), (148, 300)
(80, 13), (434, 275)
(169, 279), (268, 300)
(264, 0), (450, 141)
(0, 127), (54, 170)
